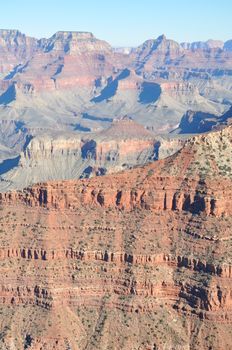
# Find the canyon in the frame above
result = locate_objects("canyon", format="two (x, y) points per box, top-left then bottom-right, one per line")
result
(0, 29), (232, 189)
(0, 28), (232, 350)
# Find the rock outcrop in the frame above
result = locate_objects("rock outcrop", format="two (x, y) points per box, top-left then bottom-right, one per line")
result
(0, 126), (232, 349)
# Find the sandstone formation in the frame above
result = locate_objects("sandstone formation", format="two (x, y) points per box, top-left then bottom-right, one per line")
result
(0, 126), (232, 349)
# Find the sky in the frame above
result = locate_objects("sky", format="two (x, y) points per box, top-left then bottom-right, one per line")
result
(1, 0), (231, 46)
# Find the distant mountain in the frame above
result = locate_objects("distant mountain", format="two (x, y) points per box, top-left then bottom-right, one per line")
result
(181, 39), (224, 50)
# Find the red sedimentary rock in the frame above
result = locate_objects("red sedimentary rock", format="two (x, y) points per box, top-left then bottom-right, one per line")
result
(0, 126), (232, 349)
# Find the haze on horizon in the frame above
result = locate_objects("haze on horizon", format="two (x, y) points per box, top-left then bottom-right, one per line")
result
(1, 0), (232, 47)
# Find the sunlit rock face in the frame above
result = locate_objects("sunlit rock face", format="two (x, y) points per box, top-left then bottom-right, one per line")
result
(0, 126), (232, 349)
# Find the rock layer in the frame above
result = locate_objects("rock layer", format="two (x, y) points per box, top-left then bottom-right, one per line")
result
(1, 126), (232, 349)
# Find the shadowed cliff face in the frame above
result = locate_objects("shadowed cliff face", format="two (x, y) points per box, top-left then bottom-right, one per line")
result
(139, 82), (161, 104)
(0, 84), (16, 105)
(91, 69), (131, 103)
(177, 106), (232, 134)
(0, 126), (232, 349)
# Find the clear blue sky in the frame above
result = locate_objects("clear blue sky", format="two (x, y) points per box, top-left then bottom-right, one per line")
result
(1, 0), (231, 46)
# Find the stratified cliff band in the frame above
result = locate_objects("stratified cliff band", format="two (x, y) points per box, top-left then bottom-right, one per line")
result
(0, 126), (232, 349)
